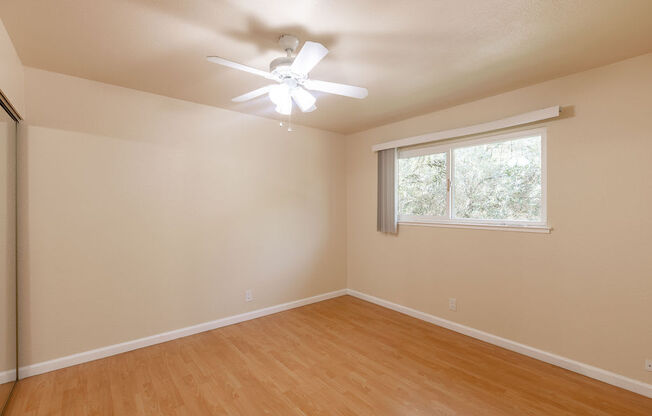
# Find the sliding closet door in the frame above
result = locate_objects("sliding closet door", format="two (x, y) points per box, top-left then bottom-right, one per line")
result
(0, 105), (17, 413)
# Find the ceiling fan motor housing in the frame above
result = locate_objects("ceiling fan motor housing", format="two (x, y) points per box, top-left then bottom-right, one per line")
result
(269, 56), (294, 75)
(271, 35), (302, 79)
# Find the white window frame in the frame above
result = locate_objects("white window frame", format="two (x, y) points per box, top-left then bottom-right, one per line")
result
(397, 128), (549, 232)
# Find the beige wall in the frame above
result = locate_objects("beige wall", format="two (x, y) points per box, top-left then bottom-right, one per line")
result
(346, 53), (652, 384)
(19, 68), (347, 366)
(0, 18), (24, 118)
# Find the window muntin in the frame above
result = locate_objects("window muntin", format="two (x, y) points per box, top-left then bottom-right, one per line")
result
(397, 129), (546, 227)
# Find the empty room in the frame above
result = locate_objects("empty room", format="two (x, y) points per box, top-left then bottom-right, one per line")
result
(1, 1), (651, 415)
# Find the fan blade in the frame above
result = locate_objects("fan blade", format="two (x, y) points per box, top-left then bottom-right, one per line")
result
(290, 87), (317, 112)
(303, 79), (368, 99)
(232, 85), (274, 102)
(290, 41), (328, 75)
(206, 56), (276, 80)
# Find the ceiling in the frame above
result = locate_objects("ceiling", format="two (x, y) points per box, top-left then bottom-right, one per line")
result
(2, 0), (652, 134)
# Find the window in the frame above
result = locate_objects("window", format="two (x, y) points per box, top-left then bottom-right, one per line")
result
(397, 129), (547, 229)
(398, 151), (448, 218)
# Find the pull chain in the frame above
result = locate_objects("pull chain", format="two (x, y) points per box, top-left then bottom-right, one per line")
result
(279, 113), (292, 131)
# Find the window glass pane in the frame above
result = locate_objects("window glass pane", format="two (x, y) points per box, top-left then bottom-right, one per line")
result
(398, 152), (447, 217)
(453, 136), (541, 221)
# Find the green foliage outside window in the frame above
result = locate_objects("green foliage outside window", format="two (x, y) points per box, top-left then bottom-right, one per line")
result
(398, 152), (447, 217)
(398, 136), (542, 222)
(453, 136), (541, 221)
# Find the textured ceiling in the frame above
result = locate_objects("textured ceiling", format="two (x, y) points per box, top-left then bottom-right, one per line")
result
(2, 0), (652, 134)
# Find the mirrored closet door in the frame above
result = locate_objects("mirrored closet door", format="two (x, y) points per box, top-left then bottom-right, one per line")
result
(0, 101), (17, 414)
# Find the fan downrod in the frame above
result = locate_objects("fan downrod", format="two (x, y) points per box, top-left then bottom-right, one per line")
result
(270, 34), (300, 75)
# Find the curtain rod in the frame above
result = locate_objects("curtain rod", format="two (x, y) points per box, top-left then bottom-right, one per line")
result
(371, 106), (560, 152)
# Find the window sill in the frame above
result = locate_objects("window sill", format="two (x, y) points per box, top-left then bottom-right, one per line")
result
(398, 221), (551, 234)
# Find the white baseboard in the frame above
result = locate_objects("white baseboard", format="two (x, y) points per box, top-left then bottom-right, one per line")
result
(346, 289), (652, 398)
(17, 287), (652, 399)
(0, 369), (17, 384)
(19, 289), (347, 379)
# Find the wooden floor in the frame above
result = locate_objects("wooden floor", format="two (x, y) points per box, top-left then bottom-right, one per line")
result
(1, 381), (15, 412)
(6, 296), (652, 415)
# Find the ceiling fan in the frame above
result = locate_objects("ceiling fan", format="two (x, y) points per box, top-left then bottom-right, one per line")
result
(206, 35), (368, 116)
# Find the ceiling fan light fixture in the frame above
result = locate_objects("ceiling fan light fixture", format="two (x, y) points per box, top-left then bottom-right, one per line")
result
(268, 84), (291, 106)
(275, 96), (293, 115)
(290, 87), (317, 112)
(275, 105), (292, 115)
(270, 84), (292, 115)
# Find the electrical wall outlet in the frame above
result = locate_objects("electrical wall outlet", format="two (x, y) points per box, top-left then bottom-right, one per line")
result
(646, 359), (652, 372)
(245, 289), (253, 302)
(449, 298), (457, 311)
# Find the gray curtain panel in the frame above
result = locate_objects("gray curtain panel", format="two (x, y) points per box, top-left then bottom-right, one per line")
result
(377, 148), (397, 233)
